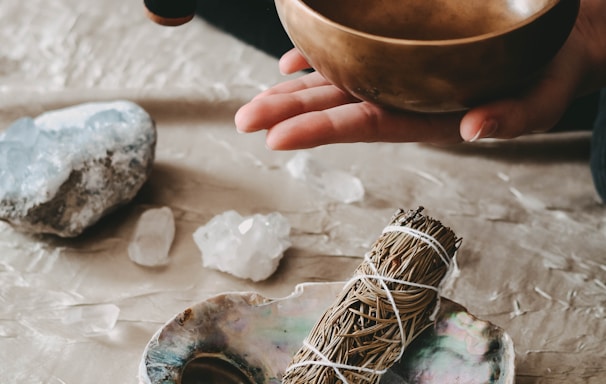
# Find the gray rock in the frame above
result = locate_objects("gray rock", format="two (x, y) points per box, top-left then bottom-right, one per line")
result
(0, 100), (156, 237)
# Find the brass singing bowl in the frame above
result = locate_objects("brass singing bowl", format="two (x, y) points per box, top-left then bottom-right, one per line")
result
(275, 0), (580, 113)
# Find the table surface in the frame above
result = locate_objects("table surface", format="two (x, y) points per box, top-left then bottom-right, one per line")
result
(0, 1), (604, 383)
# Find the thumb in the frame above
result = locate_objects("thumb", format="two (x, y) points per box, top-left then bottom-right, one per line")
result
(460, 46), (582, 141)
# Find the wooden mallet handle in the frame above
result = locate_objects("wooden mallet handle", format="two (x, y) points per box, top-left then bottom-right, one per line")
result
(144, 0), (197, 26)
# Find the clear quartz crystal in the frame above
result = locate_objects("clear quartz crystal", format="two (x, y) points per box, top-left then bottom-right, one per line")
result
(192, 210), (291, 282)
(286, 151), (365, 203)
(128, 207), (175, 267)
(62, 304), (120, 336)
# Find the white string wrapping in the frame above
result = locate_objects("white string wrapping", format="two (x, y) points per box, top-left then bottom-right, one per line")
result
(283, 207), (461, 384)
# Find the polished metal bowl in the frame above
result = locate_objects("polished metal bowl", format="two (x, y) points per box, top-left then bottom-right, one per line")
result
(275, 0), (579, 113)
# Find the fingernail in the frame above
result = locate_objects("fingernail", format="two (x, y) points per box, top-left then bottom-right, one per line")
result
(468, 119), (498, 142)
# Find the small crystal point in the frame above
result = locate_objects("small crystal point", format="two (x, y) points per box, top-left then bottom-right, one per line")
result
(128, 207), (175, 267)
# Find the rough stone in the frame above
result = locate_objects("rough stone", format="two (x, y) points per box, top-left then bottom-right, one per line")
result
(0, 100), (156, 237)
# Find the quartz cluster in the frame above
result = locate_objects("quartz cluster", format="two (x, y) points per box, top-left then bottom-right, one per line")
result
(0, 100), (156, 237)
(193, 210), (291, 282)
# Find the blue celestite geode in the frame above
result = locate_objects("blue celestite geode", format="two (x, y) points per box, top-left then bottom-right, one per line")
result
(0, 100), (156, 237)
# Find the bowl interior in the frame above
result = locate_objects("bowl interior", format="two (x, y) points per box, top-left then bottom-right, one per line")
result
(304, 0), (557, 40)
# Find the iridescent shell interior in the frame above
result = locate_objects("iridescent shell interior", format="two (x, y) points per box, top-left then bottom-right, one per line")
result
(138, 282), (514, 384)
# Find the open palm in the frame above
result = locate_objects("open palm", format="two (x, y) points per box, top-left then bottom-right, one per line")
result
(235, 0), (606, 150)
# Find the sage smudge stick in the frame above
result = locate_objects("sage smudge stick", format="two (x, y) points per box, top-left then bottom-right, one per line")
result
(283, 207), (461, 384)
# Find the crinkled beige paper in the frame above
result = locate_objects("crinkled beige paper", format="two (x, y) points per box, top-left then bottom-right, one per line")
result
(0, 1), (604, 383)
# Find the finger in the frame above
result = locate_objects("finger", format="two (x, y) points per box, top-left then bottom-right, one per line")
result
(265, 103), (463, 150)
(235, 84), (358, 133)
(279, 48), (311, 74)
(460, 76), (577, 142)
(252, 71), (333, 100)
(460, 43), (583, 141)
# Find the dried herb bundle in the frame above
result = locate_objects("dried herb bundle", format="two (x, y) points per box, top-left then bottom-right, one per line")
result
(283, 207), (461, 384)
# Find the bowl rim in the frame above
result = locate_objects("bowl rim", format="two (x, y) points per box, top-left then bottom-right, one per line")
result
(284, 0), (567, 46)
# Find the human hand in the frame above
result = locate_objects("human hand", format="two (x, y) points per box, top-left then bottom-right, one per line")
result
(235, 0), (606, 150)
